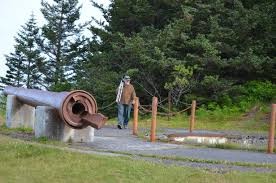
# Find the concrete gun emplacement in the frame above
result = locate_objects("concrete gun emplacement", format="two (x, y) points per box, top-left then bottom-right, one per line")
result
(3, 86), (107, 129)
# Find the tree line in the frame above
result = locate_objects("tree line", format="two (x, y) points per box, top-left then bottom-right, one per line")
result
(1, 0), (275, 115)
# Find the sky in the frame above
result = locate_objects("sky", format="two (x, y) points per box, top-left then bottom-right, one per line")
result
(0, 0), (110, 77)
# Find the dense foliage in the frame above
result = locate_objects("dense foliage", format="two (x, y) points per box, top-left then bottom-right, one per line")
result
(1, 0), (275, 116)
(80, 0), (275, 112)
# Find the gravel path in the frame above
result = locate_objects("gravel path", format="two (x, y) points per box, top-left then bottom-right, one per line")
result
(93, 126), (276, 163)
(87, 125), (276, 172)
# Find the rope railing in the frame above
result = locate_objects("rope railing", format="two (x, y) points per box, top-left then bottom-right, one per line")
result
(134, 97), (197, 141)
(138, 109), (147, 115)
(156, 106), (191, 116)
(176, 100), (193, 106)
(139, 105), (152, 113)
(139, 104), (152, 107)
(98, 101), (117, 110)
(161, 106), (191, 116)
(157, 105), (171, 112)
(90, 96), (198, 142)
(139, 103), (192, 116)
(157, 103), (190, 112)
(97, 97), (194, 118)
(158, 97), (168, 105)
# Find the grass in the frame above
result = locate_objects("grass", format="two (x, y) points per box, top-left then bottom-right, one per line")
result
(0, 124), (33, 134)
(0, 134), (275, 183)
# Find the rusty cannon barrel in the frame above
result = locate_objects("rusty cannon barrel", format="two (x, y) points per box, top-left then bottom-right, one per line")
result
(3, 86), (107, 129)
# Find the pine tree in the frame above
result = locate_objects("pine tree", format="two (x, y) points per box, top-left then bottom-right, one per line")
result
(1, 14), (44, 89)
(1, 48), (25, 87)
(16, 13), (44, 89)
(40, 0), (83, 91)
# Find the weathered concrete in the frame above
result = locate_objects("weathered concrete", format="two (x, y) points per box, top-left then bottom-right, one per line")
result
(35, 106), (65, 140)
(35, 106), (94, 142)
(71, 126), (94, 143)
(6, 95), (35, 129)
(172, 136), (227, 144)
(168, 133), (227, 144)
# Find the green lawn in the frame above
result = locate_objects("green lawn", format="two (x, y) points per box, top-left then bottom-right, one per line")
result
(0, 135), (275, 183)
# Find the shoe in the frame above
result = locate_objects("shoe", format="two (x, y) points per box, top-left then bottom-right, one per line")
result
(117, 124), (122, 129)
(123, 125), (128, 129)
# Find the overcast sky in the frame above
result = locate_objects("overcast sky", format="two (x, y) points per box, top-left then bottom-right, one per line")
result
(0, 0), (110, 77)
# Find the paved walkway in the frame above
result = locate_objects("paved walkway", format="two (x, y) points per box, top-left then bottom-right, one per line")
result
(86, 125), (276, 172)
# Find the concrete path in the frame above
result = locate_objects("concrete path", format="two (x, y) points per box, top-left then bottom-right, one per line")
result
(88, 125), (276, 171)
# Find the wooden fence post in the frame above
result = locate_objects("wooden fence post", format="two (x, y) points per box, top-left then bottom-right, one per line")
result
(189, 100), (196, 133)
(150, 97), (158, 142)
(267, 104), (276, 154)
(133, 97), (139, 136)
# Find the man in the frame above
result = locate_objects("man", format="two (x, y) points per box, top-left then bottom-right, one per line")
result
(116, 75), (136, 129)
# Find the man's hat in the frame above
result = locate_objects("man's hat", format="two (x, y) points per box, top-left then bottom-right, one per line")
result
(123, 75), (131, 80)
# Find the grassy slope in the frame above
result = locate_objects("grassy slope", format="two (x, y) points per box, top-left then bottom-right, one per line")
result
(0, 135), (275, 183)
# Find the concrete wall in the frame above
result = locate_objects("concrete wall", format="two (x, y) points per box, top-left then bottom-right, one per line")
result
(6, 95), (35, 129)
(35, 106), (94, 142)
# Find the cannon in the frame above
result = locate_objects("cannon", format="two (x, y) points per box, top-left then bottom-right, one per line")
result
(3, 86), (107, 129)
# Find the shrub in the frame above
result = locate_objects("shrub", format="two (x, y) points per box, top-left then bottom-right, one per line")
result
(242, 80), (276, 102)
